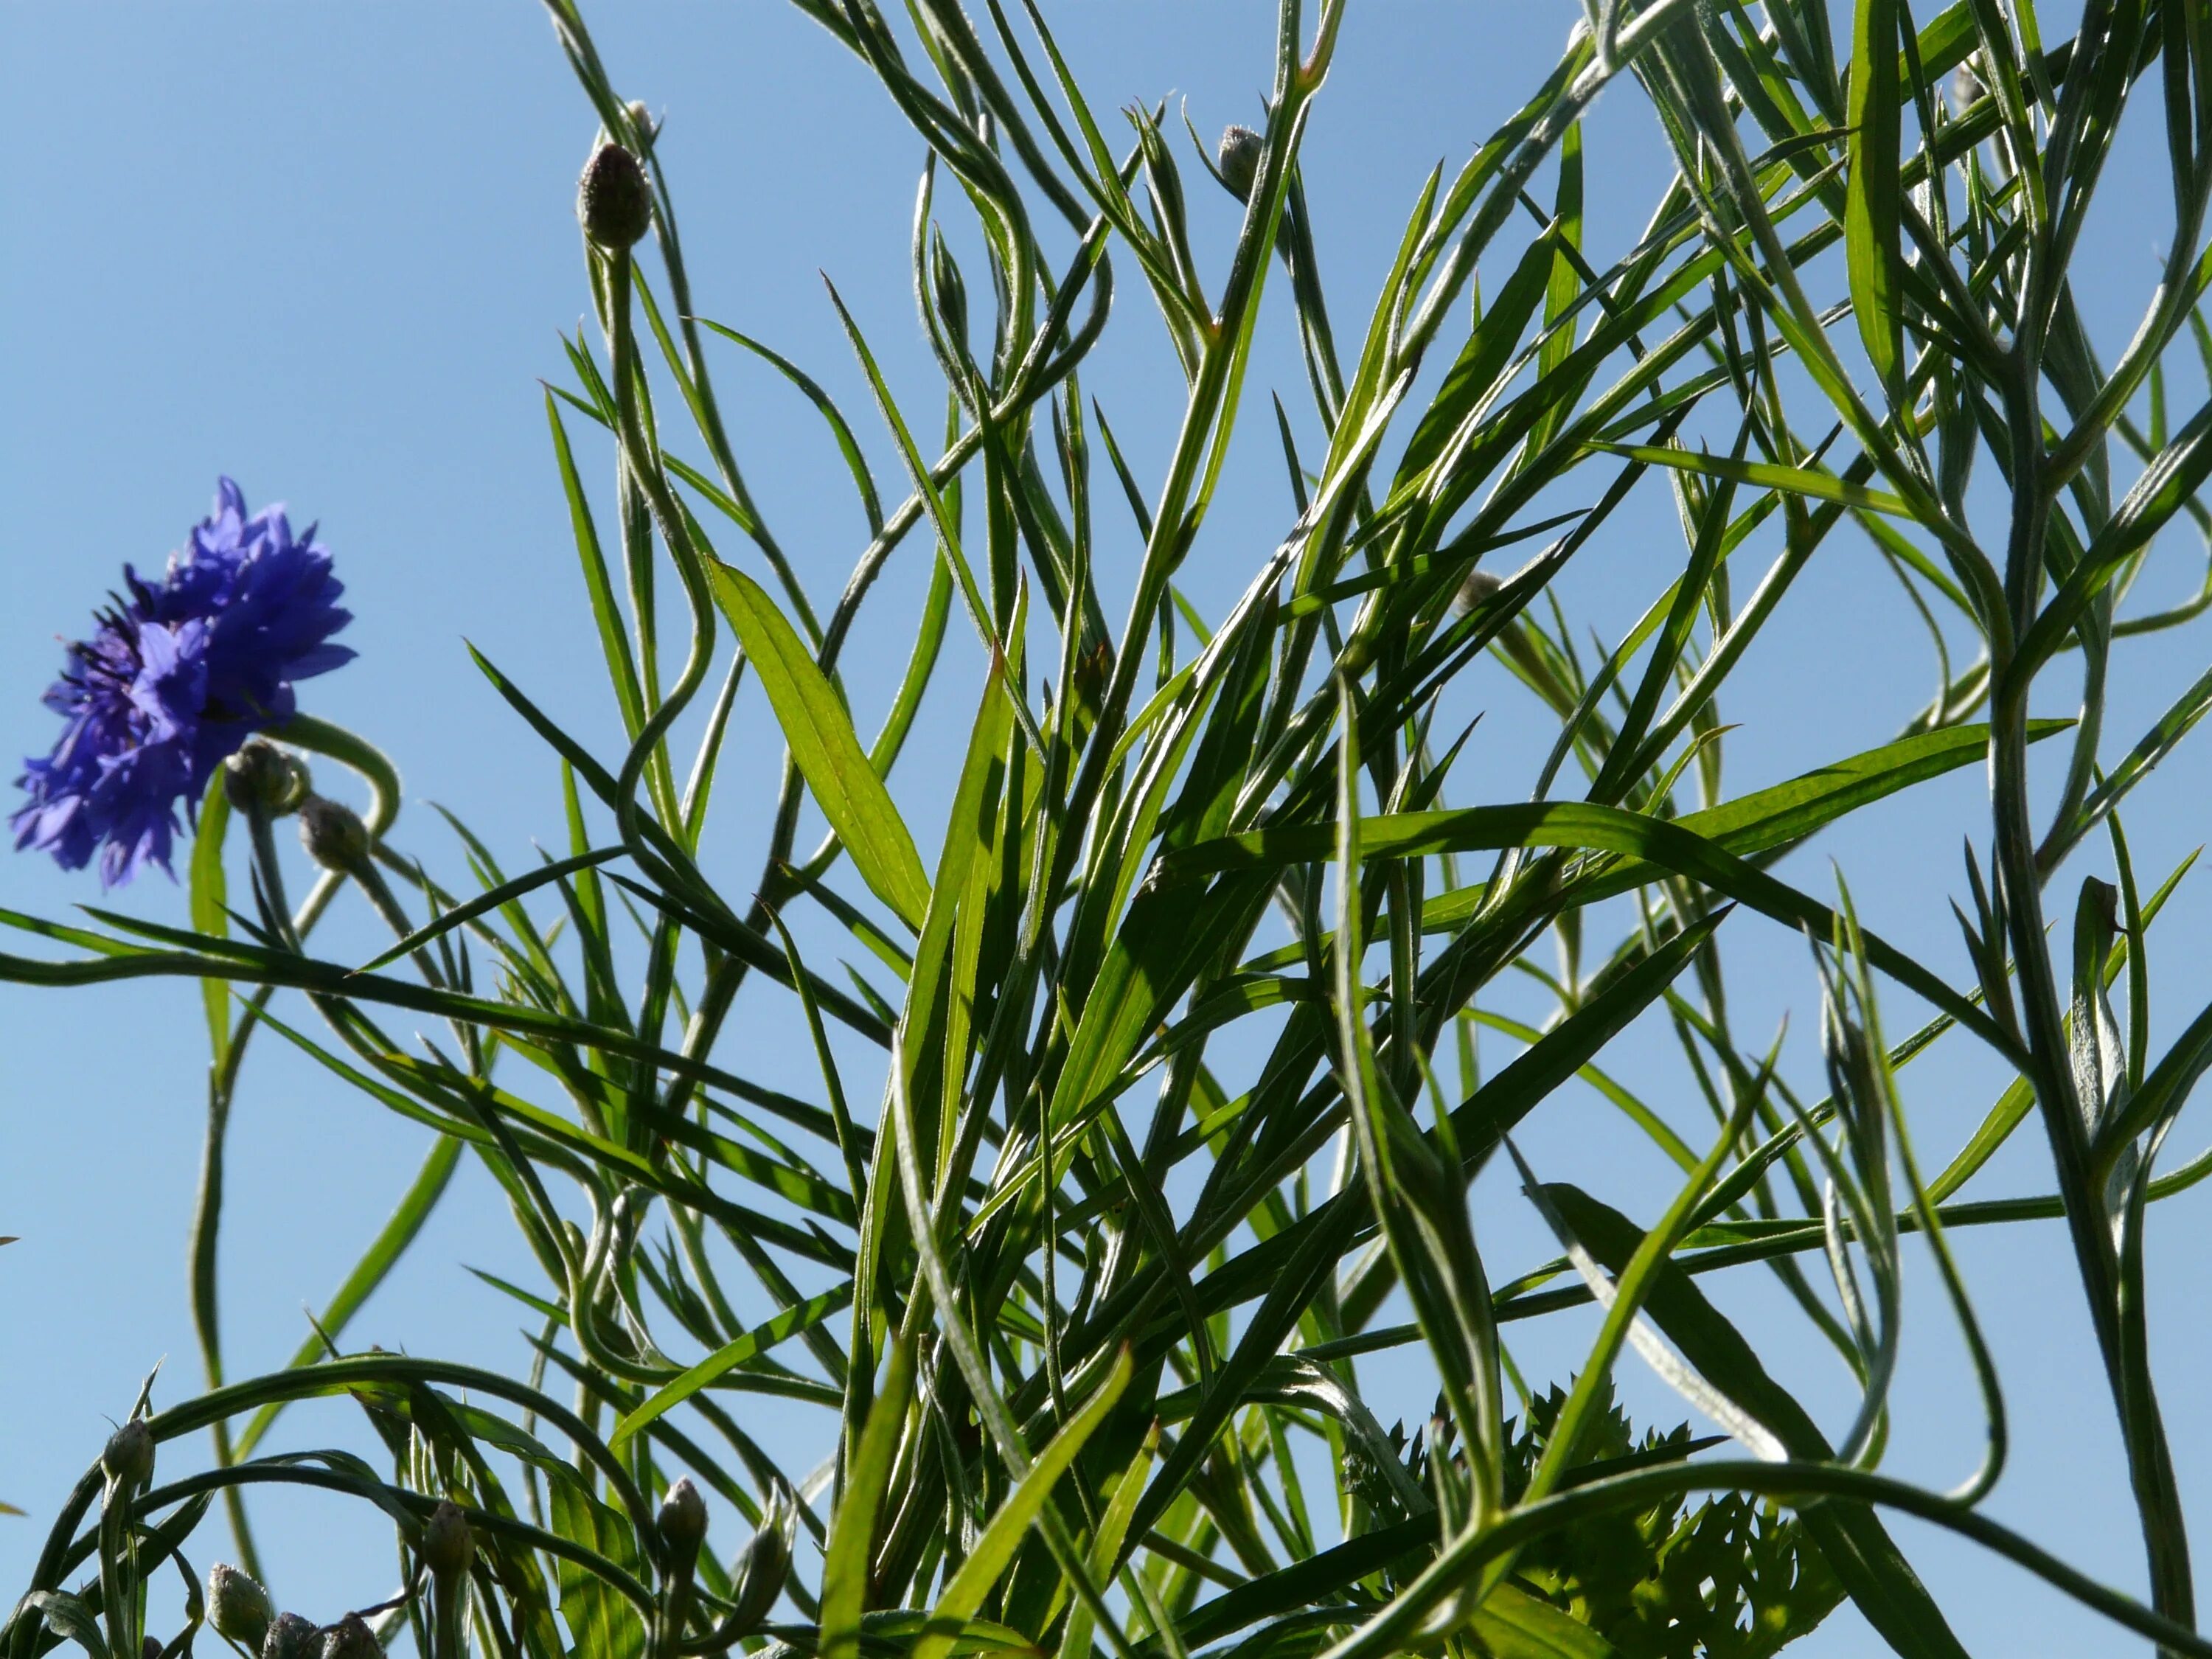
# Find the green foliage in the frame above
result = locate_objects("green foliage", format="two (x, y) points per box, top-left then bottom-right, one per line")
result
(10, 1), (2212, 1658)
(1498, 1386), (1841, 1659)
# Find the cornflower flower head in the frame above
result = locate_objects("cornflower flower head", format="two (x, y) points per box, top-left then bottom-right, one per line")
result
(13, 479), (352, 885)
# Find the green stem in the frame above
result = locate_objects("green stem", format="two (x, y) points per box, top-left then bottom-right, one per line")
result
(187, 718), (401, 1582)
(1992, 356), (2194, 1636)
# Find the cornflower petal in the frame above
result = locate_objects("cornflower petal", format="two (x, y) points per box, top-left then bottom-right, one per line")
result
(12, 481), (355, 885)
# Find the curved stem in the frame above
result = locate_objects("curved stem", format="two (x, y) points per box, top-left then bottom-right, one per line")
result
(1992, 353), (2194, 1635)
(184, 717), (403, 1579)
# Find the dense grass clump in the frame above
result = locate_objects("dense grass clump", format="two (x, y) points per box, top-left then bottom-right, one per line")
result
(10, 2), (2212, 1657)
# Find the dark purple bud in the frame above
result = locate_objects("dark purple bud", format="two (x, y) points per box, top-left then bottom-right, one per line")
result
(297, 796), (370, 873)
(260, 1613), (316, 1659)
(578, 144), (653, 249)
(317, 1614), (380, 1659)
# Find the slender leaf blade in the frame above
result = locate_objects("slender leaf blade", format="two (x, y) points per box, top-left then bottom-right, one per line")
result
(705, 558), (931, 931)
(609, 1281), (855, 1448)
(1846, 0), (1905, 391)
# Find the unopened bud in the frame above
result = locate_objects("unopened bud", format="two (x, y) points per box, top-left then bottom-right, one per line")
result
(420, 1500), (473, 1577)
(577, 143), (654, 250)
(102, 1420), (154, 1489)
(726, 1491), (795, 1633)
(297, 796), (371, 873)
(260, 1613), (316, 1659)
(929, 233), (970, 359)
(1453, 568), (1503, 616)
(1217, 125), (1262, 202)
(1071, 638), (1112, 717)
(143, 1638), (162, 1659)
(317, 1615), (380, 1659)
(223, 739), (310, 818)
(658, 1477), (707, 1558)
(208, 1564), (275, 1650)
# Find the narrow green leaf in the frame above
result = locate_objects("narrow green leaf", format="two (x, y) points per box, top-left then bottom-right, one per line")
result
(1054, 1430), (1156, 1659)
(698, 318), (884, 535)
(546, 389), (649, 742)
(1929, 1077), (2035, 1203)
(911, 1346), (1133, 1659)
(352, 846), (626, 975)
(189, 774), (232, 1065)
(1279, 509), (1583, 619)
(705, 558), (931, 931)
(1172, 1518), (1435, 1647)
(1595, 444), (1913, 515)
(820, 1338), (915, 1659)
(1443, 917), (1721, 1175)
(1398, 720), (2066, 939)
(1391, 232), (1558, 493)
(681, 651), (746, 849)
(2060, 662), (2212, 860)
(821, 277), (1045, 763)
(896, 658), (1015, 1197)
(870, 550), (955, 776)
(844, 1613), (1039, 1656)
(1521, 119), (1586, 459)
(609, 1281), (854, 1448)
(1172, 800), (2010, 1057)
(2025, 397), (2212, 673)
(1846, 0), (1904, 391)
(1671, 720), (2067, 855)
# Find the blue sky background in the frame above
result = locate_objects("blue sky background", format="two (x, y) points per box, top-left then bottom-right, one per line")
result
(7, 2), (2212, 1654)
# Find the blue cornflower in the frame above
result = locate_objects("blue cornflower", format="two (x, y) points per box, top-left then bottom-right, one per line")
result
(13, 479), (353, 886)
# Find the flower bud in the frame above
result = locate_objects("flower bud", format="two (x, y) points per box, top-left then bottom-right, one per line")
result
(625, 101), (659, 149)
(657, 1477), (707, 1559)
(297, 796), (371, 873)
(725, 1491), (794, 1634)
(1070, 637), (1112, 720)
(317, 1615), (380, 1659)
(260, 1613), (317, 1659)
(420, 1500), (473, 1577)
(143, 1638), (162, 1659)
(929, 232), (970, 361)
(1216, 125), (1262, 202)
(577, 143), (654, 250)
(223, 739), (310, 818)
(1453, 568), (1503, 616)
(102, 1420), (154, 1489)
(208, 1564), (275, 1650)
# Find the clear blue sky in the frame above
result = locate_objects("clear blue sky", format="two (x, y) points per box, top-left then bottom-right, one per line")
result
(5, 3), (2212, 1654)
